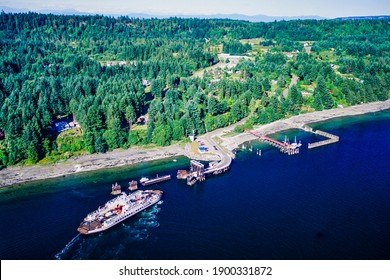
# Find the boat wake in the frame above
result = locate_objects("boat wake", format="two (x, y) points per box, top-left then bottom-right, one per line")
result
(122, 204), (161, 240)
(54, 203), (162, 259)
(54, 234), (81, 260)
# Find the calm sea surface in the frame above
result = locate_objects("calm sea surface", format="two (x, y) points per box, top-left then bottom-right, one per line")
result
(1, 110), (390, 260)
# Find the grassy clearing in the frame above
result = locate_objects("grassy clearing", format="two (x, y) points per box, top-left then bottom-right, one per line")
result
(57, 127), (82, 138)
(221, 131), (240, 138)
(299, 83), (315, 92)
(208, 44), (223, 53)
(189, 140), (200, 155)
(131, 124), (147, 131)
(37, 150), (89, 166)
(318, 50), (338, 62)
(240, 38), (270, 54)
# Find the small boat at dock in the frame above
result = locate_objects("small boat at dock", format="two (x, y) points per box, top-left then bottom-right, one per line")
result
(139, 177), (148, 184)
(291, 136), (302, 148)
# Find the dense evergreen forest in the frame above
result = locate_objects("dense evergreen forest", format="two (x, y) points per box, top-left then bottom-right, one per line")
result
(0, 12), (389, 168)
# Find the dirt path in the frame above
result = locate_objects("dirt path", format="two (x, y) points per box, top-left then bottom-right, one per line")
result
(304, 45), (311, 54)
(283, 74), (298, 97)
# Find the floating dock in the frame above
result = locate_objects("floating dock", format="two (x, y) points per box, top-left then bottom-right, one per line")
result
(141, 174), (171, 186)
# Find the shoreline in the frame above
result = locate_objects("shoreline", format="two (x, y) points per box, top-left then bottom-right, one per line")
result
(219, 100), (390, 151)
(1, 100), (390, 188)
(0, 144), (186, 188)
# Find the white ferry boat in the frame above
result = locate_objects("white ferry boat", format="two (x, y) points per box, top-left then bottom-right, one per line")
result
(77, 190), (163, 235)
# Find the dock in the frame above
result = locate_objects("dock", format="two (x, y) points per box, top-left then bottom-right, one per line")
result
(303, 126), (340, 149)
(244, 129), (300, 155)
(179, 139), (232, 186)
(204, 154), (231, 175)
(184, 130), (233, 185)
(141, 174), (171, 186)
(186, 160), (206, 186)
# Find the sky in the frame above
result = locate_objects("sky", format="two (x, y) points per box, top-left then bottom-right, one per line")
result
(2, 0), (390, 18)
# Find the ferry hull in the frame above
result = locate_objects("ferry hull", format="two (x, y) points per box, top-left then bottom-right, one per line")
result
(77, 190), (163, 235)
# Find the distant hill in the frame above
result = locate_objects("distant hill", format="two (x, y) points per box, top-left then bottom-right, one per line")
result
(35, 9), (92, 16)
(0, 6), (30, 14)
(127, 13), (325, 22)
(0, 6), (92, 16)
(335, 15), (390, 20)
(1, 6), (323, 22)
(2, 6), (388, 22)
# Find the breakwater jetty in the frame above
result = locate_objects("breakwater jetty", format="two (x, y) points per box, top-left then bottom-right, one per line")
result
(302, 126), (340, 149)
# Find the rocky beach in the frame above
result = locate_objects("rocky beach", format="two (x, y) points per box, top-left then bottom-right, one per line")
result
(220, 100), (390, 151)
(1, 100), (390, 188)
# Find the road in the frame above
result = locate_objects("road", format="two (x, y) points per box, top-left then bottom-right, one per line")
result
(283, 74), (298, 97)
(198, 118), (248, 173)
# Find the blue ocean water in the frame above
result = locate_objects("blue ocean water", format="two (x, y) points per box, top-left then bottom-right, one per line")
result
(0, 110), (389, 260)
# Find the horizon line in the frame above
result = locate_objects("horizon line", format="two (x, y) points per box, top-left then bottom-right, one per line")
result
(1, 6), (390, 21)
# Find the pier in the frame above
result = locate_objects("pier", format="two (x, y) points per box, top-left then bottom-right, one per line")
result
(244, 129), (300, 155)
(186, 160), (206, 186)
(303, 126), (340, 149)
(201, 128), (233, 177)
(179, 125), (338, 186)
(182, 153), (232, 185)
(204, 148), (232, 175)
(180, 129), (233, 185)
(141, 174), (171, 186)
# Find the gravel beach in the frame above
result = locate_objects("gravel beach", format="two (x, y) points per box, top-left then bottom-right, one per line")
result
(1, 100), (389, 188)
